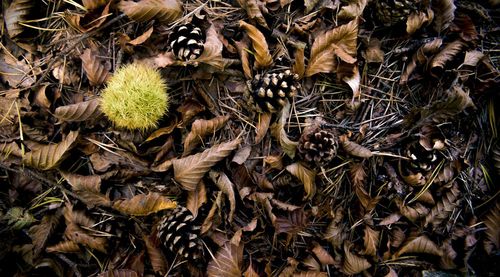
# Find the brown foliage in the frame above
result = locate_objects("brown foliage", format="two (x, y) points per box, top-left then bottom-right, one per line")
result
(54, 98), (102, 122)
(119, 0), (182, 23)
(80, 48), (111, 86)
(239, 21), (273, 69)
(483, 201), (500, 254)
(23, 131), (79, 170)
(112, 192), (177, 216)
(183, 115), (230, 156)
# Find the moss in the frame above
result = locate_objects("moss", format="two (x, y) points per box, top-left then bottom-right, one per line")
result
(100, 63), (169, 130)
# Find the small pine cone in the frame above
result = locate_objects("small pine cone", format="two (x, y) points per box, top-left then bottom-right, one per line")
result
(246, 70), (299, 113)
(157, 206), (203, 261)
(405, 143), (440, 172)
(298, 129), (338, 165)
(374, 0), (419, 26)
(169, 23), (205, 61)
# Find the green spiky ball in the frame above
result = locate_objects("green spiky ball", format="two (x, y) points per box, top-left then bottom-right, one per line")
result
(100, 63), (169, 130)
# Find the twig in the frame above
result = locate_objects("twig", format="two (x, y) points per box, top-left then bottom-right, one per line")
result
(56, 254), (82, 277)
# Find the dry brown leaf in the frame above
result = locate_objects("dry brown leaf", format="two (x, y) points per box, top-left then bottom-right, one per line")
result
(209, 171), (237, 222)
(463, 50), (485, 67)
(286, 163), (316, 200)
(364, 38), (384, 63)
(98, 269), (140, 277)
(183, 115), (230, 156)
(52, 61), (80, 85)
(239, 20), (273, 69)
(396, 198), (429, 222)
(270, 103), (298, 158)
(389, 227), (406, 249)
(186, 181), (207, 219)
(112, 192), (177, 216)
(128, 26), (154, 45)
(23, 131), (79, 170)
(483, 201), (500, 254)
(143, 234), (167, 275)
(60, 172), (111, 208)
(0, 52), (36, 88)
(429, 40), (465, 76)
(207, 241), (243, 277)
(138, 51), (176, 69)
(400, 38), (443, 84)
(235, 38), (253, 79)
(54, 98), (102, 122)
(406, 9), (434, 35)
(29, 212), (62, 257)
(177, 99), (206, 127)
(342, 243), (371, 275)
(306, 19), (358, 77)
(173, 138), (241, 191)
(394, 235), (443, 258)
(293, 272), (327, 277)
(119, 0), (182, 23)
(293, 45), (306, 79)
(80, 48), (111, 86)
(264, 155), (283, 170)
(65, 223), (108, 253)
(311, 243), (336, 265)
(201, 192), (223, 234)
(65, 2), (111, 32)
(82, 0), (108, 10)
(4, 0), (34, 38)
(340, 135), (372, 158)
(255, 112), (271, 144)
(440, 238), (457, 269)
(362, 226), (380, 256)
(275, 209), (308, 235)
(46, 241), (80, 253)
(244, 262), (260, 277)
(350, 162), (366, 187)
(191, 24), (225, 69)
(324, 208), (346, 249)
(338, 0), (368, 20)
(432, 0), (456, 32)
(237, 0), (268, 28)
(232, 145), (252, 165)
(338, 63), (361, 99)
(424, 184), (460, 228)
(63, 205), (95, 227)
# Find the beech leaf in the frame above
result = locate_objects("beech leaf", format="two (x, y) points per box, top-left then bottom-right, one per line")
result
(239, 21), (273, 69)
(0, 52), (36, 88)
(430, 40), (465, 77)
(237, 0), (268, 28)
(186, 181), (207, 218)
(270, 103), (298, 158)
(406, 9), (434, 35)
(183, 115), (230, 156)
(80, 48), (111, 86)
(338, 0), (368, 20)
(189, 24), (225, 69)
(483, 201), (500, 254)
(29, 212), (62, 257)
(4, 0), (34, 38)
(119, 0), (182, 23)
(286, 162), (316, 200)
(60, 172), (111, 208)
(112, 192), (177, 216)
(342, 243), (371, 275)
(255, 112), (271, 144)
(362, 226), (380, 256)
(82, 0), (108, 10)
(207, 242), (243, 277)
(394, 235), (443, 258)
(98, 269), (140, 277)
(340, 136), (372, 158)
(143, 234), (168, 274)
(173, 138), (241, 191)
(46, 241), (81, 253)
(54, 98), (102, 122)
(432, 0), (456, 32)
(65, 223), (108, 253)
(209, 171), (237, 222)
(23, 131), (79, 170)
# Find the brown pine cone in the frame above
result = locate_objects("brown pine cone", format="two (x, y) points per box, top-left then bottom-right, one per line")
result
(246, 70), (299, 113)
(169, 23), (205, 61)
(298, 129), (338, 165)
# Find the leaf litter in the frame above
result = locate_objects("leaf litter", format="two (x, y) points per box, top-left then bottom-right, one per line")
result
(0, 0), (499, 276)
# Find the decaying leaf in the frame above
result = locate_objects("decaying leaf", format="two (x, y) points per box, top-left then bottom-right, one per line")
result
(483, 201), (500, 254)
(424, 184), (460, 228)
(362, 226), (379, 256)
(342, 243), (371, 275)
(60, 172), (111, 208)
(324, 208), (346, 249)
(29, 211), (62, 257)
(400, 38), (443, 84)
(237, 0), (268, 28)
(112, 192), (177, 216)
(119, 0), (182, 23)
(0, 52), (37, 88)
(396, 198), (429, 222)
(183, 115), (230, 156)
(364, 38), (384, 63)
(338, 0), (368, 20)
(23, 131), (79, 170)
(82, 0), (108, 10)
(286, 163), (316, 200)
(311, 242), (336, 266)
(275, 209), (308, 235)
(430, 40), (465, 76)
(270, 102), (298, 158)
(207, 241), (243, 277)
(394, 235), (443, 258)
(306, 19), (358, 77)
(293, 44), (306, 79)
(463, 50), (485, 67)
(4, 0), (34, 38)
(239, 20), (273, 69)
(64, 223), (108, 253)
(209, 171), (237, 222)
(173, 138), (241, 191)
(186, 181), (207, 218)
(46, 241), (81, 253)
(255, 112), (271, 144)
(143, 234), (167, 275)
(432, 0), (456, 32)
(54, 98), (102, 122)
(98, 269), (140, 277)
(80, 48), (111, 86)
(406, 9), (434, 35)
(340, 136), (372, 158)
(191, 24), (225, 69)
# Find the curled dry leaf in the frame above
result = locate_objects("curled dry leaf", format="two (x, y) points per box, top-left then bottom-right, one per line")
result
(338, 63), (361, 99)
(112, 192), (177, 216)
(424, 184), (460, 228)
(293, 44), (306, 79)
(0, 52), (36, 88)
(340, 135), (372, 158)
(80, 48), (111, 86)
(406, 9), (434, 35)
(255, 112), (271, 144)
(275, 209), (308, 235)
(362, 226), (380, 256)
(483, 201), (500, 254)
(286, 162), (316, 200)
(29, 212), (62, 257)
(173, 138), (241, 191)
(379, 213), (402, 226)
(237, 0), (268, 28)
(400, 38), (443, 84)
(46, 240), (81, 253)
(183, 115), (230, 156)
(338, 0), (368, 20)
(293, 271), (327, 277)
(23, 131), (79, 170)
(207, 241), (243, 277)
(60, 172), (111, 207)
(243, 263), (260, 277)
(119, 0), (182, 23)
(264, 155), (283, 170)
(432, 0), (456, 32)
(186, 180), (207, 218)
(128, 26), (154, 46)
(396, 198), (429, 222)
(209, 171), (237, 222)
(463, 50), (485, 67)
(98, 269), (140, 277)
(4, 0), (34, 38)
(65, 223), (108, 253)
(235, 38), (253, 79)
(270, 103), (298, 158)
(306, 19), (358, 77)
(394, 235), (443, 258)
(342, 243), (371, 275)
(324, 208), (346, 249)
(191, 25), (225, 69)
(143, 234), (167, 275)
(54, 98), (102, 122)
(63, 205), (95, 227)
(312, 243), (336, 265)
(82, 0), (108, 10)
(239, 21), (273, 69)
(429, 40), (465, 76)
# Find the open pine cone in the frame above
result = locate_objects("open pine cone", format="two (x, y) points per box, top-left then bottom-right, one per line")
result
(405, 143), (441, 172)
(298, 129), (338, 166)
(246, 70), (299, 113)
(169, 23), (205, 61)
(374, 0), (420, 26)
(157, 206), (203, 261)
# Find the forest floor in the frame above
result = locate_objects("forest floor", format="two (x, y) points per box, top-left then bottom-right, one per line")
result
(0, 0), (499, 276)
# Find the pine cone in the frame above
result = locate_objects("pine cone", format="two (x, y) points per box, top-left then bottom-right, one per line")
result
(169, 23), (205, 61)
(246, 70), (299, 113)
(157, 206), (203, 260)
(405, 143), (440, 172)
(298, 129), (338, 165)
(374, 0), (419, 26)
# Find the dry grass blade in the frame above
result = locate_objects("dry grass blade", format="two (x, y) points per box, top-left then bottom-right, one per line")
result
(394, 235), (443, 258)
(286, 163), (316, 200)
(424, 184), (460, 228)
(4, 0), (33, 38)
(98, 269), (140, 277)
(338, 0), (368, 20)
(80, 48), (111, 86)
(54, 98), (102, 122)
(239, 20), (273, 69)
(209, 171), (237, 222)
(29, 212), (62, 257)
(207, 242), (243, 277)
(342, 243), (371, 275)
(46, 241), (81, 253)
(23, 131), (79, 170)
(483, 201), (500, 254)
(113, 192), (177, 216)
(173, 138), (241, 191)
(430, 40), (465, 76)
(183, 115), (230, 156)
(119, 0), (182, 23)
(432, 0), (456, 32)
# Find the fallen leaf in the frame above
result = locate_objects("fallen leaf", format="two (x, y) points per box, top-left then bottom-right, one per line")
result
(82, 0), (108, 10)
(4, 0), (34, 38)
(209, 171), (237, 222)
(430, 40), (465, 77)
(64, 223), (107, 253)
(192, 24), (225, 69)
(400, 38), (443, 84)
(394, 235), (443, 258)
(80, 48), (111, 86)
(293, 45), (306, 79)
(424, 184), (460, 228)
(340, 135), (372, 158)
(432, 0), (456, 32)
(119, 0), (182, 23)
(186, 181), (207, 218)
(54, 98), (102, 122)
(60, 172), (111, 208)
(362, 226), (380, 256)
(207, 241), (243, 277)
(237, 0), (268, 28)
(98, 269), (140, 277)
(311, 242), (336, 265)
(270, 103), (299, 158)
(143, 234), (167, 275)
(46, 241), (81, 253)
(183, 115), (230, 156)
(128, 26), (154, 45)
(23, 131), (79, 170)
(239, 20), (273, 69)
(463, 50), (485, 67)
(364, 38), (384, 63)
(29, 211), (62, 257)
(286, 162), (316, 200)
(483, 201), (500, 254)
(0, 52), (36, 88)
(338, 0), (368, 20)
(342, 242), (371, 275)
(112, 192), (177, 216)
(255, 112), (271, 144)
(406, 9), (434, 35)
